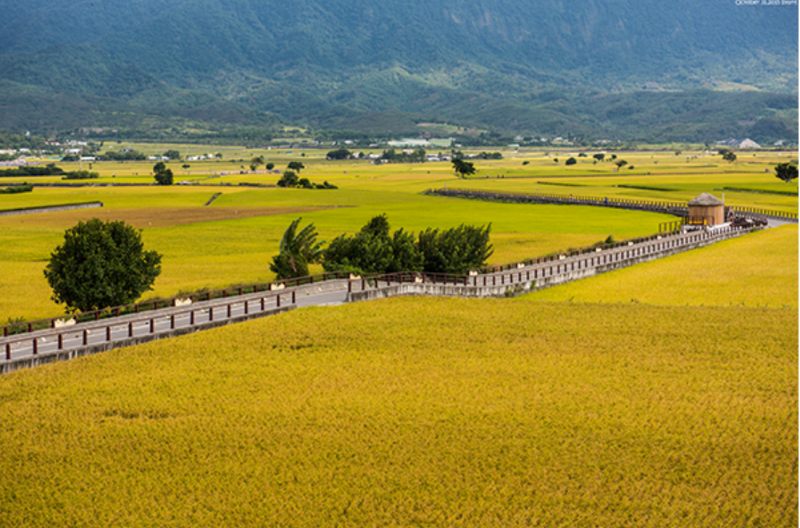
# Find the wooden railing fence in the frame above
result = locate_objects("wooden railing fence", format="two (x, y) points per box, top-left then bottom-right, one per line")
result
(429, 188), (798, 221)
(2, 271), (347, 338)
(4, 290), (296, 361)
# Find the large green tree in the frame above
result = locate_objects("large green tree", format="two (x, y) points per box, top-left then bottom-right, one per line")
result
(323, 214), (423, 275)
(287, 161), (305, 173)
(417, 224), (493, 274)
(43, 219), (162, 313)
(277, 170), (299, 187)
(323, 215), (491, 275)
(153, 161), (173, 185)
(774, 162), (798, 183)
(452, 158), (476, 178)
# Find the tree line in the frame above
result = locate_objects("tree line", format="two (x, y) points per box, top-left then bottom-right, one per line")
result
(270, 215), (492, 279)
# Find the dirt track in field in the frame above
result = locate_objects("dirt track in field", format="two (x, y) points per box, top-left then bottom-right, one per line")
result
(0, 206), (333, 229)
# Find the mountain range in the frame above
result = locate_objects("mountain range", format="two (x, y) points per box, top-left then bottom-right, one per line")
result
(0, 0), (796, 143)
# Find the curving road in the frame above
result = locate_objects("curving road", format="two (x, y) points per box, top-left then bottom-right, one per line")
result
(0, 224), (758, 373)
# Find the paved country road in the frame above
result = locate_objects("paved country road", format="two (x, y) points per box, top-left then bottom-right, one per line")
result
(0, 224), (758, 374)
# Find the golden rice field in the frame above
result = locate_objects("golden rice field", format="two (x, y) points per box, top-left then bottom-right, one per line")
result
(0, 185), (672, 322)
(0, 297), (795, 527)
(1, 145), (796, 324)
(6, 147), (798, 212)
(0, 144), (797, 527)
(526, 225), (798, 308)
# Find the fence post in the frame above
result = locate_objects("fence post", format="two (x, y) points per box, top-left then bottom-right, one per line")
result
(209, 307), (214, 322)
(227, 305), (232, 318)
(58, 333), (64, 349)
(106, 326), (111, 341)
(171, 315), (175, 329)
(83, 330), (88, 345)
(150, 319), (155, 333)
(190, 311), (195, 325)
(33, 338), (37, 355)
(292, 291), (296, 304)
(5, 343), (10, 360)
(277, 295), (281, 308)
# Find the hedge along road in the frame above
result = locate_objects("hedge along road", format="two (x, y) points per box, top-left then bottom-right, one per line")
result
(0, 224), (758, 374)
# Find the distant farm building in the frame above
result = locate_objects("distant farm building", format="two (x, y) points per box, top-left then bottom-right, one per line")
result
(387, 139), (431, 148)
(716, 138), (761, 149)
(688, 193), (725, 226)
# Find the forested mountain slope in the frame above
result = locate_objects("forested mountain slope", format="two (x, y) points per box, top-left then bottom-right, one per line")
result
(0, 0), (796, 141)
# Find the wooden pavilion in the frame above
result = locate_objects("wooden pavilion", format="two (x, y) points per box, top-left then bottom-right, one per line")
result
(687, 193), (725, 226)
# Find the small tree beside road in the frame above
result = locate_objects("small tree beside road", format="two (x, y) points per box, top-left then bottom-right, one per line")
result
(270, 218), (324, 279)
